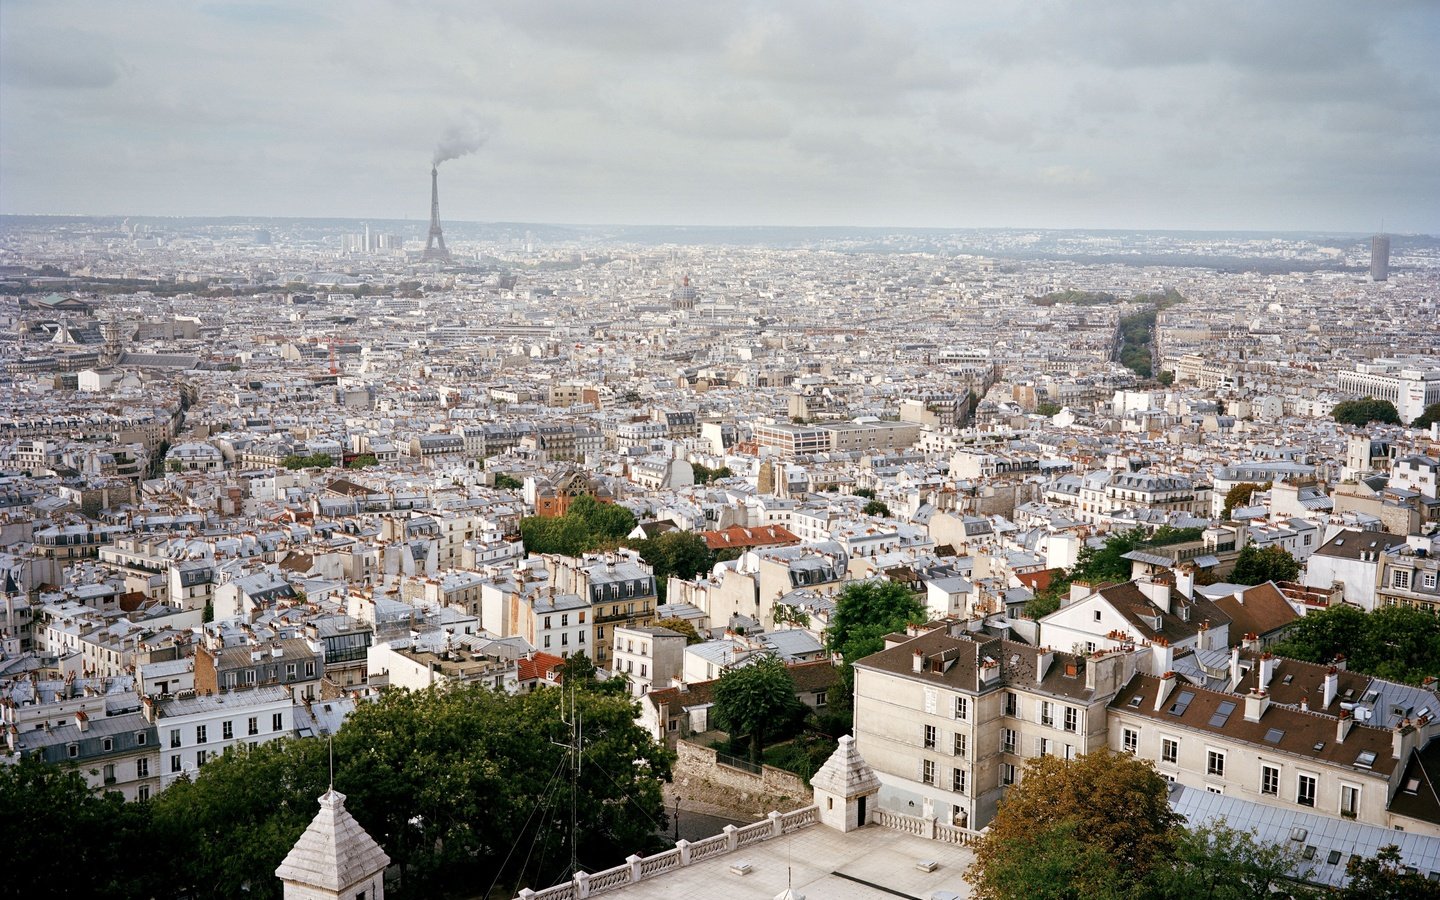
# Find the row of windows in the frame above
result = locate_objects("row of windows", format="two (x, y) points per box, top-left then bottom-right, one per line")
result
(222, 661), (316, 688)
(919, 759), (973, 794)
(997, 693), (1080, 732)
(542, 612), (587, 628)
(1120, 728), (1358, 815)
(169, 714), (284, 747)
(1391, 569), (1439, 590)
(67, 730), (149, 758)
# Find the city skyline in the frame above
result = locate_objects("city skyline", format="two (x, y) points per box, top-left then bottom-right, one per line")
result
(1, 1), (1438, 232)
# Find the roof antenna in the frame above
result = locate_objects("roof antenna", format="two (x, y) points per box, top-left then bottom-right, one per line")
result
(328, 733), (335, 791)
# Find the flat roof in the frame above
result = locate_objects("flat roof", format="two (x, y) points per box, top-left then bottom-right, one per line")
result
(581, 821), (974, 899)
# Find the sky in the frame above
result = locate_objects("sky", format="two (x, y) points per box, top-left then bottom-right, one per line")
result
(1, 0), (1437, 232)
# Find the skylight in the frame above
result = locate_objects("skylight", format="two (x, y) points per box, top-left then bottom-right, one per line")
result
(1356, 750), (1377, 769)
(1209, 700), (1237, 727)
(1128, 695), (1143, 708)
(1168, 691), (1195, 716)
(1263, 728), (1285, 744)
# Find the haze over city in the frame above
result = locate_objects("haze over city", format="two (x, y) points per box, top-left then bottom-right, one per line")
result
(2, 0), (1438, 231)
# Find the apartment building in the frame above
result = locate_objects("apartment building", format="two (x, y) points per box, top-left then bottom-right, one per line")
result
(7, 709), (160, 802)
(150, 686), (295, 789)
(853, 623), (1128, 830)
(543, 552), (657, 668)
(194, 636), (325, 702)
(1376, 538), (1440, 613)
(612, 624), (687, 696)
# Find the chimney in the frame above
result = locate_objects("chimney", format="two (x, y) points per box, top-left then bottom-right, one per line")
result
(1036, 648), (1054, 684)
(74, 711), (89, 732)
(1332, 654), (1347, 671)
(1154, 671), (1178, 712)
(1322, 666), (1338, 710)
(1139, 577), (1172, 613)
(1151, 638), (1173, 675)
(1394, 719), (1419, 761)
(1174, 563), (1195, 600)
(1241, 632), (1262, 652)
(1337, 709), (1354, 743)
(1258, 653), (1276, 692)
(1243, 689), (1270, 723)
(1228, 645), (1242, 690)
(912, 649), (925, 674)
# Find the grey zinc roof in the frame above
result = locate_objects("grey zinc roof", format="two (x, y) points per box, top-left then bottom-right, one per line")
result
(275, 789), (391, 892)
(1170, 783), (1440, 887)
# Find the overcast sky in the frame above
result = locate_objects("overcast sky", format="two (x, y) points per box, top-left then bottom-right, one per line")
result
(2, 0), (1437, 232)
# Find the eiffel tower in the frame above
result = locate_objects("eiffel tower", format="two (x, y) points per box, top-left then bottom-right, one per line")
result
(423, 166), (452, 263)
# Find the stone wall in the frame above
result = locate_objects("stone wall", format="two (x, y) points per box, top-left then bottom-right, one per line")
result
(673, 739), (812, 817)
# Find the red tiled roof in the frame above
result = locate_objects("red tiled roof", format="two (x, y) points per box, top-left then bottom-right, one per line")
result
(517, 652), (566, 683)
(699, 525), (801, 551)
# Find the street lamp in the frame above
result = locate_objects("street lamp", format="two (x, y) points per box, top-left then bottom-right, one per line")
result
(673, 794), (682, 840)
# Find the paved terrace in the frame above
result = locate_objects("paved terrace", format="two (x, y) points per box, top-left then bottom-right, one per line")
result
(518, 806), (976, 900)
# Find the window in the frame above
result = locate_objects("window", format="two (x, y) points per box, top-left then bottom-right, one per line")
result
(1063, 707), (1078, 733)
(1094, 610), (1102, 622)
(1162, 738), (1179, 764)
(195, 725), (207, 745)
(1206, 785), (1225, 795)
(1297, 774), (1317, 807)
(1262, 765), (1279, 796)
(245, 669), (256, 684)
(543, 635), (551, 648)
(1003, 692), (1018, 717)
(922, 759), (936, 785)
(102, 738), (113, 752)
(272, 713), (283, 731)
(1001, 728), (1017, 754)
(1041, 701), (1054, 727)
(138, 786), (150, 801)
(1207, 750), (1225, 777)
(171, 755), (181, 773)
(561, 614), (569, 627)
(136, 732), (147, 746)
(305, 662), (315, 677)
(1122, 728), (1138, 754)
(954, 733), (967, 758)
(1001, 763), (1016, 786)
(924, 725), (937, 749)
(170, 729), (181, 748)
(67, 744), (79, 758)
(1038, 737), (1054, 757)
(1393, 570), (1411, 589)
(640, 663), (647, 677)
(137, 758), (149, 778)
(561, 633), (569, 647)
(1341, 784), (1359, 817)
(952, 768), (967, 793)
(285, 663), (296, 679)
(544, 615), (553, 628)
(954, 696), (969, 720)
(196, 750), (207, 766)
(1425, 572), (1438, 590)
(248, 717), (258, 736)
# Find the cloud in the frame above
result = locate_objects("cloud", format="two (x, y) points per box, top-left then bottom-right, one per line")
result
(0, 26), (121, 90)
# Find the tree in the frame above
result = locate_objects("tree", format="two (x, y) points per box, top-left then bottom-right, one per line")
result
(862, 499), (891, 517)
(1341, 844), (1440, 899)
(1035, 402), (1062, 417)
(1271, 604), (1440, 686)
(1157, 370), (1175, 386)
(853, 487), (876, 499)
(166, 459), (183, 473)
(0, 756), (161, 899)
(1333, 397), (1401, 426)
(691, 462), (733, 484)
(1070, 526), (1146, 585)
(281, 452), (332, 470)
(1413, 403), (1440, 429)
(635, 531), (713, 601)
(654, 616), (703, 645)
(826, 580), (926, 721)
(966, 750), (1181, 900)
(712, 655), (803, 764)
(150, 738), (329, 899)
(493, 472), (524, 490)
(1222, 482), (1267, 520)
(346, 453), (378, 469)
(1230, 544), (1301, 585)
(1148, 822), (1315, 900)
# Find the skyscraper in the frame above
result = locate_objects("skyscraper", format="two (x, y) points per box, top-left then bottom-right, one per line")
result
(1371, 234), (1390, 282)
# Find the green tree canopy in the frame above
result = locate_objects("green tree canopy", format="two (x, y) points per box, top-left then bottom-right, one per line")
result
(1413, 403), (1440, 429)
(632, 530), (713, 601)
(1333, 397), (1402, 426)
(281, 452), (333, 470)
(826, 580), (926, 722)
(520, 495), (638, 557)
(1035, 402), (1062, 417)
(1222, 482), (1268, 520)
(862, 499), (891, 517)
(346, 453), (378, 469)
(493, 472), (524, 490)
(1341, 844), (1440, 899)
(691, 462), (733, 484)
(653, 616), (704, 644)
(1229, 544), (1301, 585)
(1271, 604), (1440, 686)
(711, 654), (804, 764)
(966, 751), (1181, 900)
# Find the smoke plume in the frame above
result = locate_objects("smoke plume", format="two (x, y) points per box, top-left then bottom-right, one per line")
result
(433, 120), (488, 167)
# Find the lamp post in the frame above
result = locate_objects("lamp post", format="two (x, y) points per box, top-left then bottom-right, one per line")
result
(673, 794), (682, 840)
